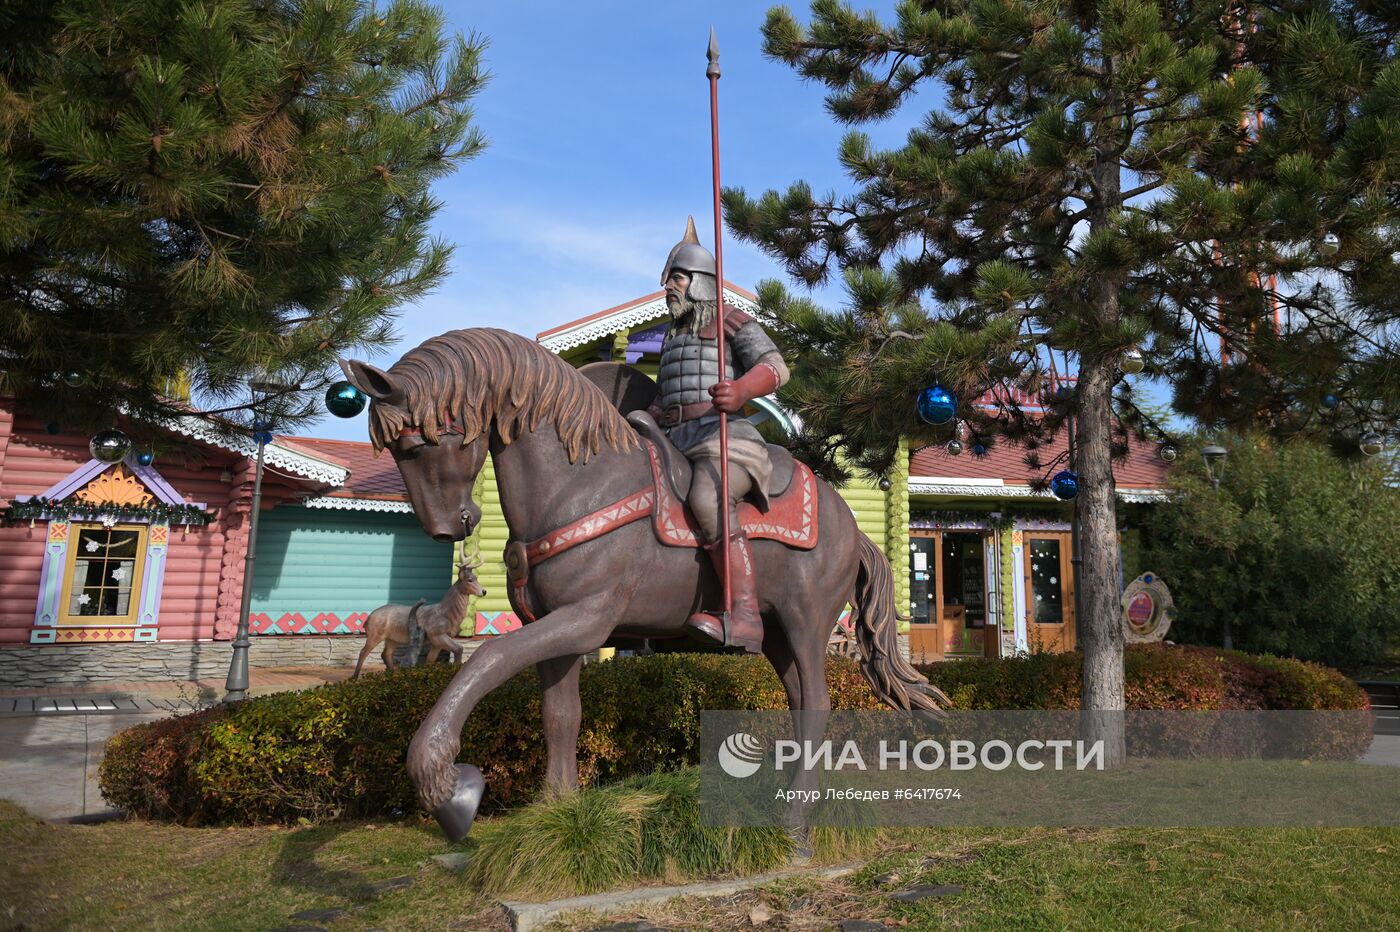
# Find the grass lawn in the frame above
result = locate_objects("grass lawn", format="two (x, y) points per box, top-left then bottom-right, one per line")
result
(2, 799), (1396, 931)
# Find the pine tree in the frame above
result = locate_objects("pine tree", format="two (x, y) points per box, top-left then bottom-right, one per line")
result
(0, 0), (487, 433)
(725, 0), (1400, 752)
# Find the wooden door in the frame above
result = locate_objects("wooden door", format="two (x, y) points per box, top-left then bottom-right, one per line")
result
(1022, 532), (1076, 653)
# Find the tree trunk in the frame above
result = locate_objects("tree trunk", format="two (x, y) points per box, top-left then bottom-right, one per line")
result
(1076, 355), (1126, 765)
(1079, 52), (1127, 765)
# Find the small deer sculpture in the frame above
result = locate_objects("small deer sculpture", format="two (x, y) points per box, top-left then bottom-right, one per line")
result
(353, 558), (487, 677)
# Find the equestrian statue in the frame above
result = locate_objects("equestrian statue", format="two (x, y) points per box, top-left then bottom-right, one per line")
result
(337, 32), (942, 843)
(340, 226), (945, 842)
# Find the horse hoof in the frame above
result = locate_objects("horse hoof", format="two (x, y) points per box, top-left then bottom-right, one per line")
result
(432, 763), (485, 843)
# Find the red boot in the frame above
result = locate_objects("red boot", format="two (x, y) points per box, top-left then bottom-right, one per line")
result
(687, 533), (764, 653)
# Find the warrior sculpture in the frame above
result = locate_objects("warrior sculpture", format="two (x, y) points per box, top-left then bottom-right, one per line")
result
(651, 218), (789, 653)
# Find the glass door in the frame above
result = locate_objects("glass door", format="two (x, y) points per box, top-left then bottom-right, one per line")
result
(1022, 532), (1076, 653)
(940, 532), (988, 657)
(908, 533), (940, 663)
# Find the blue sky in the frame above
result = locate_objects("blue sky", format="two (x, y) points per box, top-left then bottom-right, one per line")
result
(307, 0), (923, 440)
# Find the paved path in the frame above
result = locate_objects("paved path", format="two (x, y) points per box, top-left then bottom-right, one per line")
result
(0, 666), (354, 821)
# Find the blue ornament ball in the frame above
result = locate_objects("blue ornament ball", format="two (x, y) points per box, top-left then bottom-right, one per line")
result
(136, 451), (155, 467)
(916, 384), (956, 425)
(1051, 469), (1080, 501)
(1321, 393), (1339, 410)
(971, 442), (988, 457)
(326, 380), (367, 418)
(44, 422), (62, 436)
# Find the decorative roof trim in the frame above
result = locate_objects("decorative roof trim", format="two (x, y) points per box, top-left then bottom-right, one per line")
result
(909, 476), (1168, 502)
(154, 414), (349, 485)
(36, 456), (190, 507)
(538, 287), (760, 353)
(301, 496), (415, 513)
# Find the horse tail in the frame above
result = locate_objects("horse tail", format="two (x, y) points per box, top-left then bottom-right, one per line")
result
(852, 533), (949, 712)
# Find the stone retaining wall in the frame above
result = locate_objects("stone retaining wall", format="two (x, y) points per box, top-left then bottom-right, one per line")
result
(0, 637), (481, 689)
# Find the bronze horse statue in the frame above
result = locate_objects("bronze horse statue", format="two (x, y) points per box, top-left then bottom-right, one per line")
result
(343, 327), (944, 841)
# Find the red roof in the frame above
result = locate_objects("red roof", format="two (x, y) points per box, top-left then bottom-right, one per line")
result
(910, 429), (1169, 490)
(275, 436), (407, 499)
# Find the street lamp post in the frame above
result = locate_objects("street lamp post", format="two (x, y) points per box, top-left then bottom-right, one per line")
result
(225, 382), (287, 703)
(1201, 444), (1228, 491)
(1199, 444), (1231, 647)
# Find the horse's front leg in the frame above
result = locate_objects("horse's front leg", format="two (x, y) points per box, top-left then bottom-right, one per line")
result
(407, 596), (615, 841)
(537, 654), (585, 795)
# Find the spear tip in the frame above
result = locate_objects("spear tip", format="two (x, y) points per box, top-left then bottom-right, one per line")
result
(707, 26), (720, 78)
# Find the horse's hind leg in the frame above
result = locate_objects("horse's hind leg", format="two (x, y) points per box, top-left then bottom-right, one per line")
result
(771, 598), (836, 850)
(537, 654), (585, 795)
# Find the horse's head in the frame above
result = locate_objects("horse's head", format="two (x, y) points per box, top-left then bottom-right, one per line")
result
(341, 358), (486, 543)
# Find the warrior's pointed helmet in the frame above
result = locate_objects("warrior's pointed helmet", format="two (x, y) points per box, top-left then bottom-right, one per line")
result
(661, 216), (718, 303)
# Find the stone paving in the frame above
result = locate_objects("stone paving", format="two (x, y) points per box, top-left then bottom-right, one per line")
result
(0, 666), (355, 821)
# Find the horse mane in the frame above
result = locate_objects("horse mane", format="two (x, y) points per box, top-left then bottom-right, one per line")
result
(368, 328), (640, 463)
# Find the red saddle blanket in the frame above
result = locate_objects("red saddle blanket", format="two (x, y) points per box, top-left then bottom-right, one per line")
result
(645, 441), (819, 550)
(518, 441), (820, 568)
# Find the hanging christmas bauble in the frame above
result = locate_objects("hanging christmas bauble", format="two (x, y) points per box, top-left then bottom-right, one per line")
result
(1319, 232), (1341, 257)
(946, 439), (964, 456)
(1050, 469), (1080, 501)
(1119, 346), (1145, 375)
(325, 381), (367, 418)
(44, 422), (62, 436)
(1321, 393), (1340, 410)
(62, 372), (83, 388)
(878, 477), (892, 492)
(971, 442), (988, 457)
(1158, 443), (1179, 463)
(1360, 431), (1385, 456)
(136, 451), (156, 467)
(917, 384), (957, 425)
(90, 428), (132, 464)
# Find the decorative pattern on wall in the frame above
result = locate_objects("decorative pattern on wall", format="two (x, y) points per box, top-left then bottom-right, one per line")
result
(474, 611), (523, 636)
(248, 611), (369, 635)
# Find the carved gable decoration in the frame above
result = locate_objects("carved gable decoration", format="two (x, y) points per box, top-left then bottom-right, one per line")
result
(75, 466), (154, 507)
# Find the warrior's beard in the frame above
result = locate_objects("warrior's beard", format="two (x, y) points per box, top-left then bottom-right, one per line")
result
(667, 294), (717, 334)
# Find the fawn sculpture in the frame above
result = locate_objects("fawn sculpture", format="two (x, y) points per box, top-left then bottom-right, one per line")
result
(353, 558), (487, 677)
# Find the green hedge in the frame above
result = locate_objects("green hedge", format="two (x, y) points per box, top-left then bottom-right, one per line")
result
(101, 647), (1369, 826)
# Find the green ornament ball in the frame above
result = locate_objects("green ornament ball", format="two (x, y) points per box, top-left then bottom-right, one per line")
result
(325, 381), (367, 418)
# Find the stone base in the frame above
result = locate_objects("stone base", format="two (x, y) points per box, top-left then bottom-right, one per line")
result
(0, 637), (479, 690)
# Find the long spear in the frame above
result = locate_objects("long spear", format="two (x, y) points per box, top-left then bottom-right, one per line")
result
(707, 27), (732, 619)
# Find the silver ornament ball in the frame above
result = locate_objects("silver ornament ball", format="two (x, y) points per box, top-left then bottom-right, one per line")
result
(90, 428), (132, 464)
(1119, 346), (1145, 374)
(946, 439), (964, 456)
(1360, 431), (1385, 457)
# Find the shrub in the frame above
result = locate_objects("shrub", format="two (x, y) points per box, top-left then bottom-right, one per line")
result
(101, 654), (880, 825)
(915, 643), (1368, 713)
(919, 644), (1372, 760)
(102, 647), (1369, 826)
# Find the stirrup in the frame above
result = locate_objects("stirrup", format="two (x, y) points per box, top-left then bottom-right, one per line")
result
(686, 609), (763, 654)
